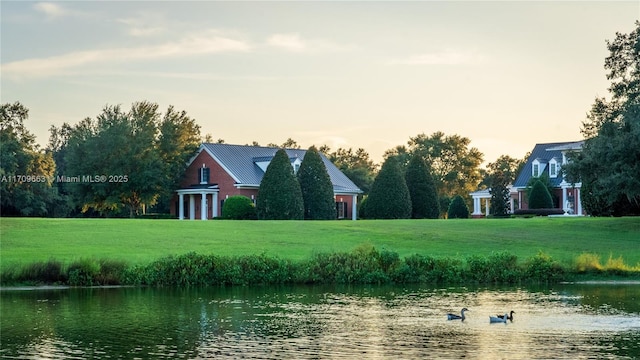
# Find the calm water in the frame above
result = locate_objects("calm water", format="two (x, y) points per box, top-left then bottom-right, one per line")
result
(1, 284), (639, 359)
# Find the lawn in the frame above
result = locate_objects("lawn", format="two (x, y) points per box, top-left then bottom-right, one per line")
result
(1, 217), (639, 270)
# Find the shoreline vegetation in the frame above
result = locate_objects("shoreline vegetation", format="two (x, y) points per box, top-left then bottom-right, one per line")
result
(1, 217), (638, 286)
(1, 246), (639, 287)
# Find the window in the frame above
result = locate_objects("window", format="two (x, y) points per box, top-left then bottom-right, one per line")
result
(336, 202), (347, 219)
(198, 167), (210, 184)
(532, 163), (539, 177)
(549, 159), (558, 178)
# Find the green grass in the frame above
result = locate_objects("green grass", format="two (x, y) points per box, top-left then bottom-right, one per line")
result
(1, 217), (639, 271)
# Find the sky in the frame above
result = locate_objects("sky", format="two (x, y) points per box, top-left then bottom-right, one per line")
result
(2, 1), (638, 165)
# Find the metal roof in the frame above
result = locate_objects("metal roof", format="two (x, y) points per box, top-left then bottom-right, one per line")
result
(513, 141), (583, 188)
(198, 143), (362, 194)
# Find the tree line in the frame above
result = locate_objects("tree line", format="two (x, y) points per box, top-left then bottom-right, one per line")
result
(2, 21), (639, 218)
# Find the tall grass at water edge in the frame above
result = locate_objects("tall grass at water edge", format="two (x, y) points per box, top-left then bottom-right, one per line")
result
(2, 245), (638, 287)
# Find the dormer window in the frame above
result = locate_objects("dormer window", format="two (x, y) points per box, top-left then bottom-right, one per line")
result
(532, 160), (540, 177)
(292, 157), (302, 174)
(198, 164), (210, 184)
(549, 158), (560, 178)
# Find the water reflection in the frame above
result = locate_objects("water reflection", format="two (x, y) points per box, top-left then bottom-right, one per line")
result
(1, 284), (639, 359)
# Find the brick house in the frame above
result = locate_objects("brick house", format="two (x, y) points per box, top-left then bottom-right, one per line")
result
(171, 143), (362, 220)
(512, 140), (585, 215)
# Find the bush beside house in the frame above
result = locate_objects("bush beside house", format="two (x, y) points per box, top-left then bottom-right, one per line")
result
(448, 195), (470, 219)
(365, 157), (411, 219)
(222, 196), (257, 220)
(528, 180), (554, 209)
(298, 146), (336, 220)
(256, 149), (304, 220)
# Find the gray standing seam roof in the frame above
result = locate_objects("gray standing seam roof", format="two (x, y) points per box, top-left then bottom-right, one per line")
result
(200, 143), (362, 194)
(512, 141), (582, 188)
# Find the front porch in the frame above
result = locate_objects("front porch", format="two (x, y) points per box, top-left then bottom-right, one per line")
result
(176, 186), (220, 220)
(469, 187), (516, 218)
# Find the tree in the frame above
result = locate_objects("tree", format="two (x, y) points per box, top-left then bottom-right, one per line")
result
(480, 154), (526, 189)
(53, 102), (200, 217)
(324, 147), (377, 194)
(447, 195), (470, 219)
(155, 106), (201, 213)
(268, 138), (301, 149)
(482, 154), (523, 217)
(384, 131), (484, 215)
(564, 21), (640, 216)
(256, 149), (304, 220)
(364, 156), (411, 219)
(528, 180), (554, 209)
(63, 102), (165, 217)
(488, 169), (511, 217)
(1, 102), (58, 216)
(405, 156), (439, 219)
(298, 146), (336, 219)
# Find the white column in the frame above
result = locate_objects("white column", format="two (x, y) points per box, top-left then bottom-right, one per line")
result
(485, 198), (489, 216)
(212, 192), (219, 218)
(518, 191), (522, 209)
(189, 194), (195, 220)
(576, 188), (582, 215)
(352, 195), (357, 220)
(201, 192), (207, 220)
(178, 193), (184, 220)
(562, 187), (567, 213)
(510, 198), (514, 213)
(471, 197), (481, 215)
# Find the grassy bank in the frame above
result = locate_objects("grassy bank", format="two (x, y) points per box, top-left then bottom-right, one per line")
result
(1, 217), (638, 285)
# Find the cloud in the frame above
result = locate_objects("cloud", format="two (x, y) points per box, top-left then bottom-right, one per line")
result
(389, 49), (486, 65)
(266, 33), (351, 53)
(116, 14), (167, 37)
(117, 18), (165, 37)
(33, 2), (67, 18)
(33, 2), (88, 20)
(267, 33), (307, 52)
(2, 31), (251, 79)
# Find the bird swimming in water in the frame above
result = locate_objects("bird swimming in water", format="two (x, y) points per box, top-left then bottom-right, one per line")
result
(497, 310), (515, 321)
(489, 313), (508, 323)
(447, 308), (469, 321)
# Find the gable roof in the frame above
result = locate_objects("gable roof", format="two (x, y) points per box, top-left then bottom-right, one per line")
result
(196, 143), (362, 194)
(513, 141), (583, 188)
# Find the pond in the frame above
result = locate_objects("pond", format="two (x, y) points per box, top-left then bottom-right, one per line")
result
(1, 283), (639, 359)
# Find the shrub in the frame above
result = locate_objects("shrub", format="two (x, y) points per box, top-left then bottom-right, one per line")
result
(405, 156), (439, 219)
(447, 195), (469, 219)
(67, 259), (100, 286)
(96, 259), (128, 285)
(256, 149), (304, 220)
(222, 195), (257, 220)
(298, 146), (336, 220)
(574, 253), (603, 272)
(524, 252), (565, 283)
(18, 259), (65, 284)
(475, 251), (520, 283)
(365, 156), (412, 219)
(528, 180), (554, 209)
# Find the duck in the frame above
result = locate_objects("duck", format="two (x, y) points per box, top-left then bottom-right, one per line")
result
(497, 310), (515, 321)
(489, 313), (508, 323)
(447, 308), (469, 321)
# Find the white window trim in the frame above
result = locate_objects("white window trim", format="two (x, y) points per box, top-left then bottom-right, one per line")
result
(532, 159), (540, 177)
(549, 159), (559, 178)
